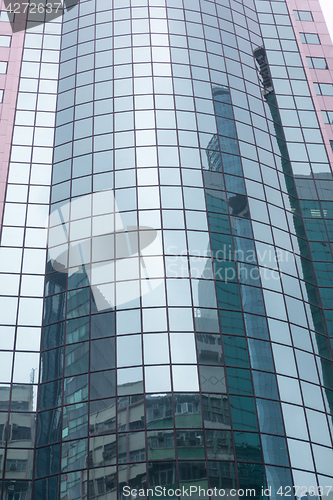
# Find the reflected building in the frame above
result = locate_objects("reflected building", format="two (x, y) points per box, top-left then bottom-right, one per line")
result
(0, 0), (333, 498)
(0, 385), (35, 499)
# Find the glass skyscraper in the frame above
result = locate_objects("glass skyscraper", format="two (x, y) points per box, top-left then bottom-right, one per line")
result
(0, 0), (333, 498)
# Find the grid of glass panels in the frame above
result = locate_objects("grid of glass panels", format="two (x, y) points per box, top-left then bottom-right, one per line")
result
(0, 0), (332, 498)
(0, 5), (62, 498)
(32, 0), (333, 498)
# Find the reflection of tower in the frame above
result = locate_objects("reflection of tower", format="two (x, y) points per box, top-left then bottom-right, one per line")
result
(254, 46), (333, 410)
(203, 86), (290, 492)
(206, 87), (249, 219)
(205, 87), (264, 320)
(37, 263), (117, 492)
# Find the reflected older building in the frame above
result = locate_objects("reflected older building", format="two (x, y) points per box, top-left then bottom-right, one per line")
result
(0, 385), (35, 499)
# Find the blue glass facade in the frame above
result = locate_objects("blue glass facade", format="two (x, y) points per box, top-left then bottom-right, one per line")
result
(0, 0), (333, 498)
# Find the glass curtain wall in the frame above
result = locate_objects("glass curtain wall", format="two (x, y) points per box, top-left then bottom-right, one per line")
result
(16, 0), (333, 498)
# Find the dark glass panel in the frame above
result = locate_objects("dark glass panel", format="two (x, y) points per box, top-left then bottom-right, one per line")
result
(219, 310), (245, 335)
(216, 284), (242, 310)
(257, 399), (284, 435)
(62, 403), (88, 441)
(214, 260), (237, 283)
(64, 374), (89, 405)
(43, 293), (66, 326)
(240, 287), (265, 316)
(222, 336), (249, 368)
(261, 435), (289, 467)
(67, 287), (90, 319)
(234, 433), (262, 462)
(226, 368), (253, 395)
(3, 481), (31, 500)
(248, 339), (274, 372)
(299, 200), (321, 218)
(91, 370), (116, 400)
(208, 461), (236, 491)
(61, 438), (88, 472)
(308, 241), (332, 261)
(36, 409), (61, 446)
(236, 263), (260, 287)
(60, 471), (82, 500)
(211, 233), (233, 258)
(206, 192), (228, 215)
(229, 396), (258, 431)
(237, 463), (265, 500)
(42, 322), (65, 351)
(265, 466), (294, 500)
(178, 461), (208, 493)
(33, 476), (59, 500)
(148, 461), (175, 489)
(35, 444), (60, 478)
(45, 271), (67, 296)
(66, 316), (89, 344)
(41, 348), (64, 383)
(252, 371), (279, 400)
(244, 314), (269, 340)
(90, 338), (115, 371)
(208, 213), (231, 234)
(91, 311), (115, 338)
(64, 342), (89, 376)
